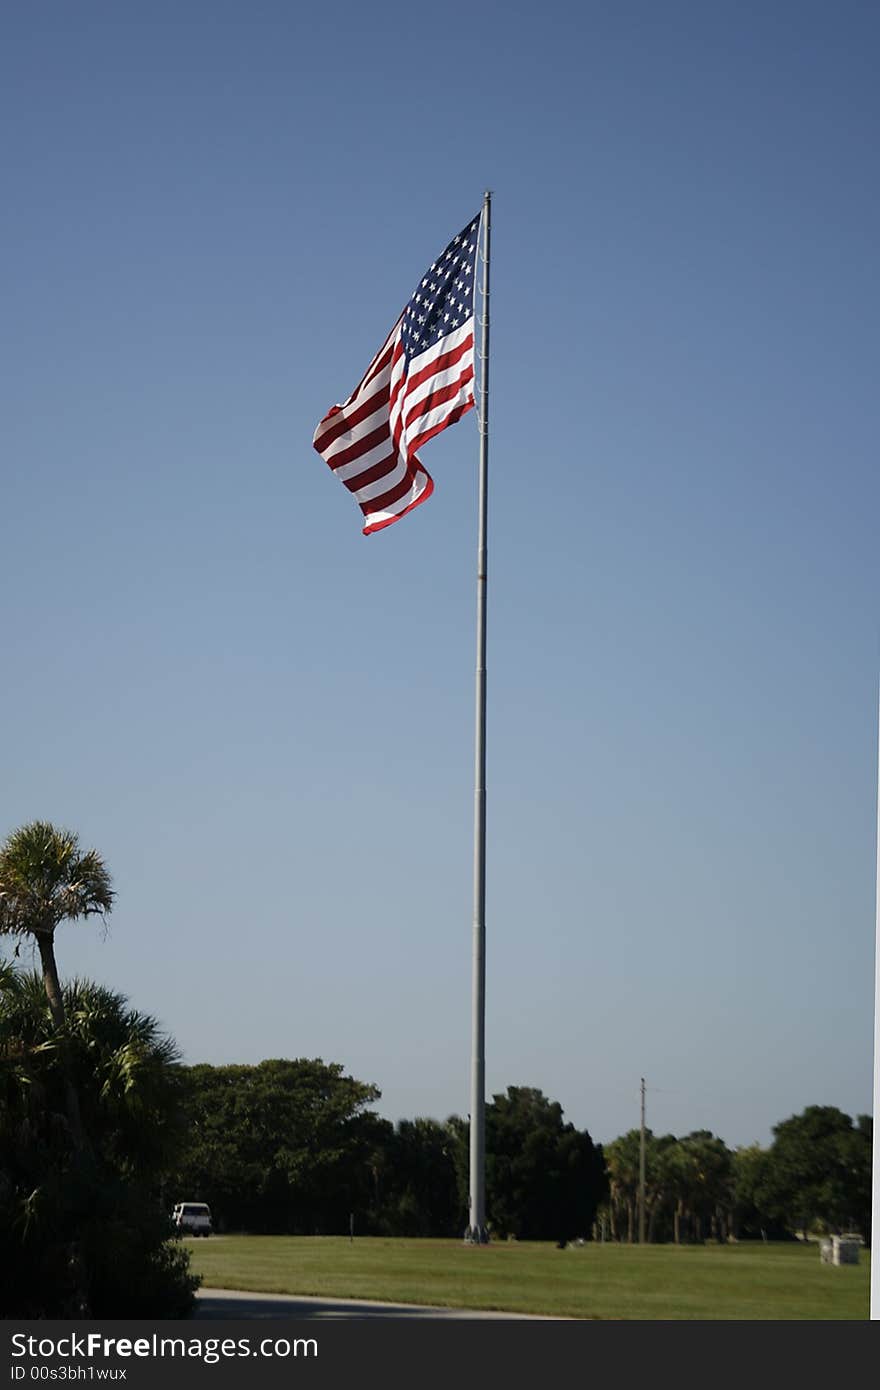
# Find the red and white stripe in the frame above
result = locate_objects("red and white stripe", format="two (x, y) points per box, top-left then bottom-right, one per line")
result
(313, 316), (475, 535)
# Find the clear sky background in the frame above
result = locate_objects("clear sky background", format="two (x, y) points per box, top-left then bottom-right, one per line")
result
(2, 0), (877, 1151)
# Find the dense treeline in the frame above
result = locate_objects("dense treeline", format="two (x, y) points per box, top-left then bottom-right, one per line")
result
(601, 1111), (872, 1246)
(164, 1067), (607, 1243)
(167, 1061), (872, 1246)
(165, 1059), (389, 1234)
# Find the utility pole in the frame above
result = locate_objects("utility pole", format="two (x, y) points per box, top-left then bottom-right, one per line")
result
(638, 1077), (646, 1245)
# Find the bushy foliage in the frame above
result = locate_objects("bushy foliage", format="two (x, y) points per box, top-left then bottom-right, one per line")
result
(482, 1087), (607, 1242)
(170, 1072), (606, 1242)
(371, 1118), (464, 1236)
(761, 1106), (872, 1239)
(0, 966), (199, 1316)
(167, 1059), (387, 1234)
(598, 1108), (873, 1246)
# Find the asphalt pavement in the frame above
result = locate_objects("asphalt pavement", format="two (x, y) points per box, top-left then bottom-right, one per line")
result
(195, 1288), (557, 1320)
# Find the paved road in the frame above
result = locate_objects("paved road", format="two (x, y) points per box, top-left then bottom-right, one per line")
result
(195, 1288), (557, 1320)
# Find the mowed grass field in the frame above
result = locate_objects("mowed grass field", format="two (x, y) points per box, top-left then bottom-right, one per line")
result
(184, 1235), (869, 1320)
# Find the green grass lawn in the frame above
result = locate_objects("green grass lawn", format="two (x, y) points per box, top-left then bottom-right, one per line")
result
(183, 1236), (869, 1320)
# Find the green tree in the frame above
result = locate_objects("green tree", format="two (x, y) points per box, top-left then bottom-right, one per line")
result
(644, 1132), (680, 1241)
(0, 822), (114, 1029)
(764, 1106), (872, 1238)
(0, 821), (114, 1153)
(482, 1086), (606, 1243)
(730, 1143), (779, 1239)
(168, 1059), (385, 1233)
(678, 1131), (733, 1242)
(603, 1129), (640, 1242)
(844, 1115), (873, 1245)
(603, 1129), (733, 1244)
(376, 1118), (464, 1235)
(0, 966), (197, 1317)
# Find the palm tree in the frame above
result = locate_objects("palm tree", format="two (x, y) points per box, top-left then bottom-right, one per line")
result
(0, 821), (114, 1028)
(604, 1131), (641, 1242)
(0, 821), (114, 1155)
(0, 965), (197, 1317)
(1, 970), (184, 1178)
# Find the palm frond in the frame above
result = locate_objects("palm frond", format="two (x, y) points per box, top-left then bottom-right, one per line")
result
(0, 822), (114, 939)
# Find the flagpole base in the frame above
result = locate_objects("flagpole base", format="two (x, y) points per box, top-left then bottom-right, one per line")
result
(463, 1225), (490, 1245)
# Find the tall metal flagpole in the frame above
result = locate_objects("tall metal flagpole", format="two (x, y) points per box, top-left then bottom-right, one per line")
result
(466, 189), (491, 1245)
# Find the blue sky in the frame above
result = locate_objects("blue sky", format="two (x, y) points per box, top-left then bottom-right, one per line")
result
(2, 0), (877, 1150)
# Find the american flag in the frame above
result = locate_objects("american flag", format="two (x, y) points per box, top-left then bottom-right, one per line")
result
(312, 213), (481, 534)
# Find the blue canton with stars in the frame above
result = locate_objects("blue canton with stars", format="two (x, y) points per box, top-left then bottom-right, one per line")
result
(400, 215), (480, 362)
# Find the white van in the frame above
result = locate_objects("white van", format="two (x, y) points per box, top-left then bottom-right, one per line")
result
(172, 1202), (213, 1236)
